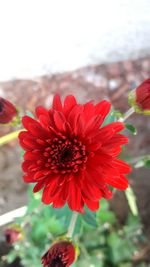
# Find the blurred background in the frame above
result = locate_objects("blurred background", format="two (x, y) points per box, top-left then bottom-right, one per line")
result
(0, 0), (150, 266)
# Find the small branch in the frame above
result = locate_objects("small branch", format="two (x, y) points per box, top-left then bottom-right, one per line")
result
(67, 212), (78, 238)
(0, 129), (23, 146)
(119, 107), (135, 122)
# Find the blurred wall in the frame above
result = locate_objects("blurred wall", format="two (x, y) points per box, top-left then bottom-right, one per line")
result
(0, 0), (150, 81)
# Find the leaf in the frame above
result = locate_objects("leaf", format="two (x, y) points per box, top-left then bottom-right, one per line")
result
(26, 111), (34, 118)
(6, 251), (17, 263)
(125, 123), (137, 135)
(134, 156), (150, 169)
(102, 109), (116, 126)
(134, 159), (145, 168)
(107, 232), (134, 264)
(81, 207), (97, 227)
(145, 159), (150, 168)
(112, 110), (124, 119)
(125, 186), (138, 216)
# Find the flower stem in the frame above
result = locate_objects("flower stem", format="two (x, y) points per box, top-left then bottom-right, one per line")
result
(119, 107), (135, 122)
(67, 212), (78, 238)
(0, 129), (23, 146)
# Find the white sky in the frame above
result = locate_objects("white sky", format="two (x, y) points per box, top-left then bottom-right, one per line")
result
(0, 0), (150, 81)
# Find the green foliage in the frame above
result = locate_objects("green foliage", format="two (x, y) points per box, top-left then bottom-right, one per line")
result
(134, 155), (150, 169)
(125, 187), (138, 216)
(6, 189), (146, 267)
(125, 123), (137, 135)
(81, 206), (97, 227)
(5, 108), (148, 267)
(102, 109), (117, 126)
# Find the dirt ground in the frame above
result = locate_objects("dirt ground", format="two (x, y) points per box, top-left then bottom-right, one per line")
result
(0, 56), (150, 244)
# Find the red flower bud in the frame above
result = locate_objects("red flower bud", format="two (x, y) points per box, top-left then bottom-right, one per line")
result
(128, 78), (150, 115)
(4, 227), (22, 245)
(41, 241), (75, 267)
(136, 78), (150, 110)
(0, 97), (17, 124)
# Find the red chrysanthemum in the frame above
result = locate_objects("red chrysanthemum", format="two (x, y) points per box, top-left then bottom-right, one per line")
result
(19, 95), (131, 212)
(0, 97), (17, 124)
(136, 78), (150, 110)
(41, 241), (75, 267)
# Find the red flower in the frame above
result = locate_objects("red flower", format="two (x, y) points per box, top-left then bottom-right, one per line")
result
(0, 97), (17, 124)
(136, 78), (150, 110)
(128, 78), (150, 115)
(41, 241), (75, 267)
(4, 228), (21, 245)
(19, 95), (131, 212)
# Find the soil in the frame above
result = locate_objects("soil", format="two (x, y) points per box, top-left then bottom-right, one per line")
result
(0, 56), (150, 264)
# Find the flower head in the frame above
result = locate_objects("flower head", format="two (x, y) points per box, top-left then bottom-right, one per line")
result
(41, 241), (75, 267)
(4, 225), (23, 245)
(0, 97), (17, 124)
(19, 95), (131, 212)
(128, 78), (150, 115)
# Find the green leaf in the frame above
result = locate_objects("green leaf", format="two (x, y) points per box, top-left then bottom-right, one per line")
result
(134, 156), (150, 169)
(134, 159), (145, 168)
(112, 110), (124, 119)
(125, 186), (138, 216)
(107, 232), (134, 264)
(6, 251), (17, 263)
(26, 111), (34, 118)
(102, 109), (116, 126)
(125, 123), (137, 135)
(81, 207), (97, 227)
(145, 159), (150, 168)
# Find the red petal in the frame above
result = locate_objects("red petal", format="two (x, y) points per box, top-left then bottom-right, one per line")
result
(95, 100), (111, 120)
(82, 172), (102, 201)
(100, 185), (113, 199)
(52, 190), (66, 208)
(33, 180), (45, 192)
(112, 159), (131, 174)
(63, 95), (77, 116)
(83, 102), (95, 122)
(38, 114), (51, 130)
(84, 197), (100, 211)
(24, 151), (43, 161)
(105, 175), (128, 190)
(42, 186), (54, 204)
(92, 126), (114, 142)
(68, 105), (83, 127)
(74, 114), (85, 136)
(53, 111), (66, 131)
(52, 95), (63, 111)
(35, 106), (49, 118)
(23, 175), (35, 183)
(103, 134), (128, 148)
(68, 180), (83, 212)
(84, 115), (102, 135)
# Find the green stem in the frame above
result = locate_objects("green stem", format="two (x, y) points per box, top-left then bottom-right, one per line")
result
(0, 129), (23, 146)
(119, 107), (135, 122)
(67, 212), (78, 238)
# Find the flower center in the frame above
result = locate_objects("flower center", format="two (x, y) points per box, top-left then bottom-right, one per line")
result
(5, 233), (11, 243)
(0, 100), (4, 113)
(60, 145), (73, 163)
(50, 256), (65, 267)
(43, 137), (87, 174)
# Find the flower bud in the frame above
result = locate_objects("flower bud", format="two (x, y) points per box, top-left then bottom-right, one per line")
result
(0, 97), (18, 124)
(41, 240), (76, 267)
(4, 225), (23, 245)
(128, 78), (150, 115)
